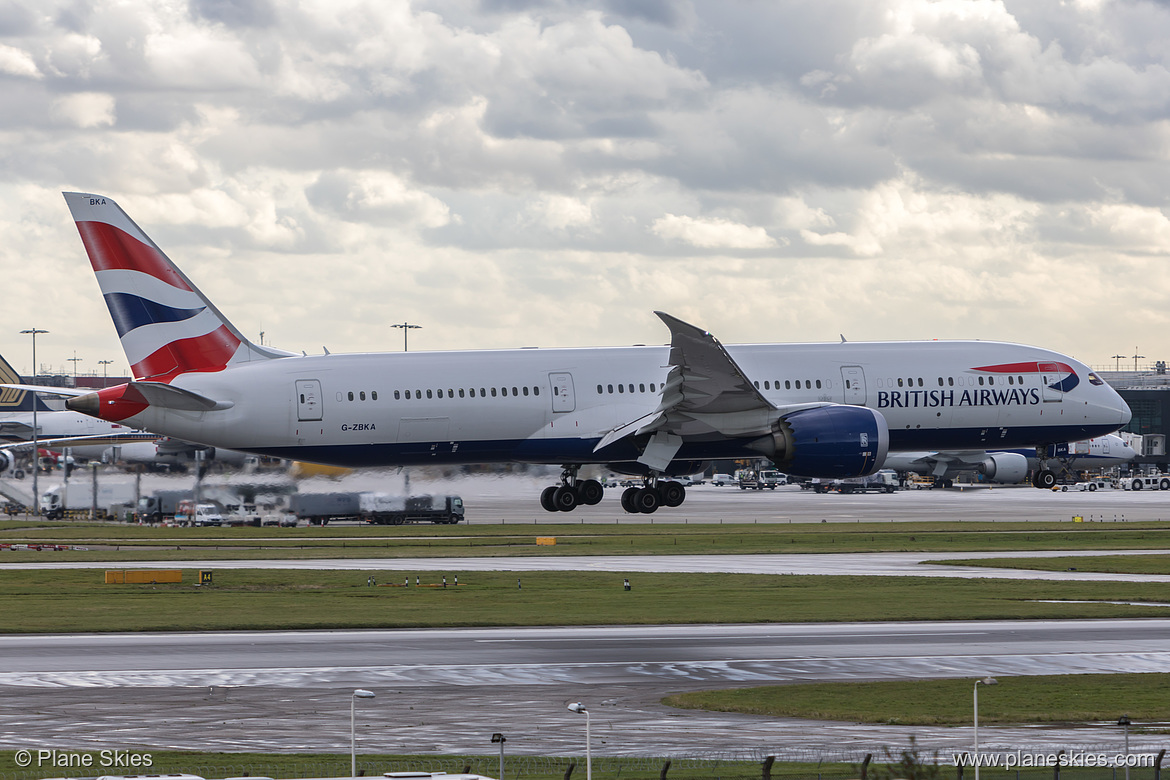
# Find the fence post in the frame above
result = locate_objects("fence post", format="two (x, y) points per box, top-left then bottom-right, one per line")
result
(957, 761), (964, 780)
(762, 756), (774, 780)
(1156, 749), (1166, 780)
(660, 760), (671, 780)
(565, 761), (577, 780)
(861, 754), (872, 780)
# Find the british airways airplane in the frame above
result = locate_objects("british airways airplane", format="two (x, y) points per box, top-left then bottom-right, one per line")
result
(18, 192), (1131, 513)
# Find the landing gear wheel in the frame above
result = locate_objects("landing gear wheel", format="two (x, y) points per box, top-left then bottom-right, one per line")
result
(540, 485), (559, 512)
(1035, 470), (1057, 490)
(634, 487), (660, 514)
(12, 469), (22, 479)
(553, 485), (579, 512)
(659, 481), (685, 508)
(621, 487), (641, 513)
(577, 479), (604, 505)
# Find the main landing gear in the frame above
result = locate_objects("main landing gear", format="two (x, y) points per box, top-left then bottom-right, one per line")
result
(540, 467), (604, 512)
(619, 477), (687, 514)
(538, 468), (689, 513)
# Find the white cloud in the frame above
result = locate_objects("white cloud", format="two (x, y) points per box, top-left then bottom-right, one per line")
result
(50, 92), (115, 128)
(0, 43), (41, 78)
(652, 214), (778, 249)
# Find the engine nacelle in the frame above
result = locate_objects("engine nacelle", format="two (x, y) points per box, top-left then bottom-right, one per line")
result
(0, 450), (12, 474)
(979, 452), (1028, 484)
(750, 405), (889, 478)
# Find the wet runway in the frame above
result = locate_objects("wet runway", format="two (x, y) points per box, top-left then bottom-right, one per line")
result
(4, 483), (1170, 760)
(1, 621), (1168, 757)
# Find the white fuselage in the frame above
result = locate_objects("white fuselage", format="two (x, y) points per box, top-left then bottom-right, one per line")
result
(100, 339), (1131, 470)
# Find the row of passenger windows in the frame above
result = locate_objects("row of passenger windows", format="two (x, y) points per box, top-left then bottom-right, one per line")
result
(331, 373), (1032, 405)
(597, 383), (658, 394)
(875, 375), (1027, 389)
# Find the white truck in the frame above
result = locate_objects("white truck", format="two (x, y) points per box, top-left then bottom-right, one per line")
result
(39, 482), (138, 520)
(174, 501), (225, 527)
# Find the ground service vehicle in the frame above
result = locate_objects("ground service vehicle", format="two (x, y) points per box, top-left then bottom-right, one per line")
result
(359, 493), (465, 524)
(1074, 479), (1115, 492)
(137, 489), (192, 522)
(1120, 474), (1170, 491)
(289, 492), (362, 525)
(813, 470), (898, 493)
(39, 482), (138, 520)
(174, 500), (225, 527)
(711, 473), (733, 486)
(759, 470), (786, 488)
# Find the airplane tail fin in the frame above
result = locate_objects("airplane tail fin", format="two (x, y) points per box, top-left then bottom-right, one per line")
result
(63, 192), (292, 383)
(0, 353), (54, 412)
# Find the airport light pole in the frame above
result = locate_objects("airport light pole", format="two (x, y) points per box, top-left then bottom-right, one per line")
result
(1113, 355), (1126, 372)
(351, 688), (375, 777)
(20, 328), (47, 516)
(1119, 715), (1131, 780)
(1132, 349), (1145, 372)
(391, 322), (421, 352)
(98, 360), (113, 387)
(567, 702), (590, 780)
(973, 677), (997, 780)
(491, 732), (506, 780)
(67, 352), (81, 382)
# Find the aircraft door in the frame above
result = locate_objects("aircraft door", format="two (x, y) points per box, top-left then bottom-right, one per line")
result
(549, 372), (576, 413)
(841, 366), (866, 405)
(1038, 363), (1063, 403)
(295, 379), (323, 421)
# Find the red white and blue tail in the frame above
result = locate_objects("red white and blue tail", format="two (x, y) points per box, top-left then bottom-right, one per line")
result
(64, 192), (290, 383)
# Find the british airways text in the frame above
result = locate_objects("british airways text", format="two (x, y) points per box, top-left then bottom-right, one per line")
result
(877, 388), (1042, 409)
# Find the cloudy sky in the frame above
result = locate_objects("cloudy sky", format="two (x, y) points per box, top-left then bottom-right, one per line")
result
(1, 0), (1168, 378)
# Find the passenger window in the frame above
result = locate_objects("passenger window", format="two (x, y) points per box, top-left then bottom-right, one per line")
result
(523, 386), (529, 396)
(618, 384), (624, 393)
(816, 379), (821, 389)
(978, 376), (984, 386)
(300, 394), (305, 403)
(597, 385), (603, 394)
(764, 381), (771, 390)
(754, 381), (760, 389)
(948, 377), (954, 386)
(449, 388), (454, 397)
(917, 378), (923, 387)
(427, 389), (433, 398)
(608, 384), (613, 393)
(459, 389), (465, 398)
(534, 387), (540, 396)
(394, 390), (400, 400)
(480, 388), (486, 396)
(785, 380), (791, 389)
(372, 391), (378, 400)
(491, 388), (497, 397)
(649, 383), (655, 392)
(501, 387), (508, 397)
(512, 386), (518, 396)
(360, 391), (366, 400)
(639, 383), (646, 393)
(348, 391), (354, 401)
(897, 378), (904, 388)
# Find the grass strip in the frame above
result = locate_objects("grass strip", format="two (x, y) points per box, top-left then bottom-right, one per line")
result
(663, 673), (1170, 725)
(4, 520), (1170, 559)
(6, 569), (1170, 632)
(930, 554), (1170, 575)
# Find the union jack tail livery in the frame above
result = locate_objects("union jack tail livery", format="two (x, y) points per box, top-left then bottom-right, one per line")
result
(63, 192), (289, 383)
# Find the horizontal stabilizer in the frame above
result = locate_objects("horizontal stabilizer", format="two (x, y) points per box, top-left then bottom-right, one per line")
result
(129, 381), (232, 412)
(0, 383), (89, 398)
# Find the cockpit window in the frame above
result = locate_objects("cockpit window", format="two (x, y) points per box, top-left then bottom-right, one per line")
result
(1088, 372), (1104, 386)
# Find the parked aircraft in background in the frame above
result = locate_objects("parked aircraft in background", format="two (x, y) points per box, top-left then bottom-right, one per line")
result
(885, 433), (1137, 487)
(0, 352), (148, 475)
(9, 193), (1132, 513)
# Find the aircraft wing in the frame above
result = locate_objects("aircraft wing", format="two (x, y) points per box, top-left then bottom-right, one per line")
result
(0, 431), (159, 452)
(884, 451), (993, 477)
(0, 384), (89, 398)
(594, 312), (825, 471)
